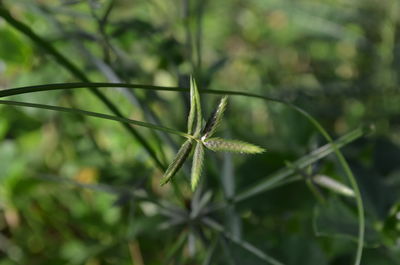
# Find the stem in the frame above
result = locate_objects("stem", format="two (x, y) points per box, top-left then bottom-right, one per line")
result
(0, 5), (165, 170)
(292, 106), (364, 265)
(0, 100), (195, 140)
(0, 81), (365, 264)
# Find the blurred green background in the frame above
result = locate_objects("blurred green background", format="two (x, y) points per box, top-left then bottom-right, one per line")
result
(1, 0), (400, 264)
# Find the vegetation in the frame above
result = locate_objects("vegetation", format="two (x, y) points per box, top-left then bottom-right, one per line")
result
(0, 0), (399, 264)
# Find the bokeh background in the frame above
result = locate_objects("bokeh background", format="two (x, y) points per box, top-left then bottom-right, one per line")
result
(1, 0), (400, 264)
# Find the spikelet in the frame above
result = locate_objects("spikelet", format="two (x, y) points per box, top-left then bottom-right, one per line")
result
(187, 76), (196, 135)
(203, 137), (265, 154)
(191, 143), (204, 190)
(161, 76), (266, 189)
(160, 139), (193, 185)
(202, 96), (228, 139)
(191, 76), (203, 136)
(313, 174), (355, 197)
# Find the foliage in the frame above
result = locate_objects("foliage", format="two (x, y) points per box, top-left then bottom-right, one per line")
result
(1, 0), (400, 264)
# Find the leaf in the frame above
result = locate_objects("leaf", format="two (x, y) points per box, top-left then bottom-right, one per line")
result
(163, 231), (188, 265)
(0, 7), (166, 170)
(191, 142), (204, 190)
(280, 235), (328, 265)
(202, 96), (228, 139)
(203, 138), (265, 154)
(160, 139), (193, 185)
(202, 217), (284, 265)
(235, 127), (364, 202)
(201, 236), (219, 265)
(312, 174), (355, 197)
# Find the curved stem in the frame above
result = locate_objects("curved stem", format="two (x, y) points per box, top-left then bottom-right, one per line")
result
(0, 82), (364, 264)
(290, 105), (364, 265)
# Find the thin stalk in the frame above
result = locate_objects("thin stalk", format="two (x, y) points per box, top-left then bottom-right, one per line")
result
(0, 6), (165, 170)
(183, 0), (194, 70)
(202, 217), (284, 265)
(0, 100), (195, 140)
(291, 106), (364, 265)
(0, 81), (365, 264)
(0, 82), (282, 102)
(0, 83), (186, 98)
(234, 127), (364, 202)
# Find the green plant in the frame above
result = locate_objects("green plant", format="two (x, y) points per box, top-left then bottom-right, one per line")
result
(160, 77), (264, 190)
(2, 1), (400, 265)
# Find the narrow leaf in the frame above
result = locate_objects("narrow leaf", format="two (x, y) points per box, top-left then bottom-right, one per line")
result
(202, 217), (284, 265)
(202, 96), (228, 139)
(234, 127), (364, 202)
(203, 138), (265, 154)
(313, 174), (355, 197)
(313, 197), (379, 246)
(191, 143), (204, 190)
(160, 139), (193, 185)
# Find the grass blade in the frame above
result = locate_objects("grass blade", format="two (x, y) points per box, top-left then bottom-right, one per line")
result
(191, 143), (204, 190)
(160, 139), (194, 186)
(0, 6), (164, 170)
(163, 232), (188, 265)
(0, 80), (366, 264)
(0, 83), (187, 98)
(202, 217), (284, 265)
(293, 106), (365, 265)
(201, 236), (219, 265)
(220, 237), (238, 265)
(235, 127), (364, 202)
(35, 174), (147, 199)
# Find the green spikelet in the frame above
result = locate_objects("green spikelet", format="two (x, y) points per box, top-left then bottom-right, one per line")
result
(202, 96), (228, 139)
(203, 138), (265, 154)
(191, 142), (204, 190)
(161, 76), (266, 189)
(160, 139), (193, 186)
(187, 76), (197, 135)
(190, 76), (203, 136)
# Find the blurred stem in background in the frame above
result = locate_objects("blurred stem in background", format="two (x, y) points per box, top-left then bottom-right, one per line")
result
(0, 3), (165, 170)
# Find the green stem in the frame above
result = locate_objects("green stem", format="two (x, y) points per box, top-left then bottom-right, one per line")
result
(0, 81), (365, 264)
(0, 5), (165, 170)
(0, 82), (281, 101)
(291, 106), (364, 265)
(0, 100), (194, 140)
(234, 127), (364, 201)
(202, 217), (284, 265)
